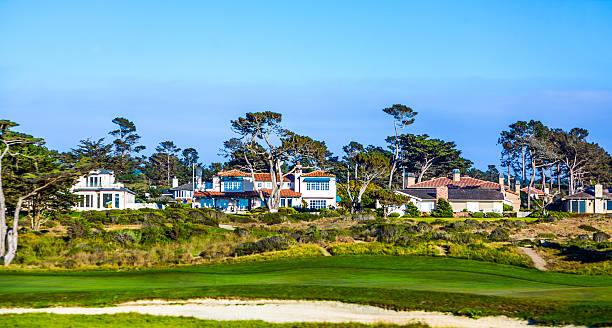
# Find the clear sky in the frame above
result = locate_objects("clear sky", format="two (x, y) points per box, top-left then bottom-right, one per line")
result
(1, 1), (611, 170)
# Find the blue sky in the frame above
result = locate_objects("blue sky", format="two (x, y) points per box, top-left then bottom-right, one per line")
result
(1, 1), (611, 170)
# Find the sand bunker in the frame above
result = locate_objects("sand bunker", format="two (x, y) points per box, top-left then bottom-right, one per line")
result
(0, 299), (579, 328)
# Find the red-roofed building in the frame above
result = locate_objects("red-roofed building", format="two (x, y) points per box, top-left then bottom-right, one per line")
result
(191, 163), (337, 213)
(396, 169), (521, 213)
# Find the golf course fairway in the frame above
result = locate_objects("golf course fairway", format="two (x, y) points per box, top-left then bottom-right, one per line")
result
(1, 256), (611, 326)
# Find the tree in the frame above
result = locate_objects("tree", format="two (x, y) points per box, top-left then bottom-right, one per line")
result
(383, 104), (417, 189)
(550, 128), (612, 193)
(486, 165), (500, 182)
(1, 120), (83, 266)
(373, 188), (409, 218)
(155, 141), (181, 186)
(226, 111), (329, 212)
(70, 138), (112, 168)
(181, 148), (199, 167)
(498, 121), (530, 182)
(397, 134), (471, 182)
(521, 121), (557, 209)
(341, 144), (390, 213)
(108, 117), (145, 177)
(405, 202), (420, 217)
(431, 198), (453, 218)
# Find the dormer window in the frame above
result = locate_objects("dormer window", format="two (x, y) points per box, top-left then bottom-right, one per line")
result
(88, 176), (101, 187)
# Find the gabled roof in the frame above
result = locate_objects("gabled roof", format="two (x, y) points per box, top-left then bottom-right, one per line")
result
(448, 188), (504, 201)
(565, 188), (612, 200)
(396, 188), (504, 201)
(217, 169), (290, 182)
(171, 183), (193, 191)
(409, 176), (502, 189)
(302, 170), (335, 178)
(194, 189), (301, 198)
(217, 169), (250, 177)
(396, 188), (437, 200)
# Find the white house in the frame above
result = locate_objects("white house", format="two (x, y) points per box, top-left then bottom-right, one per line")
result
(193, 163), (337, 213)
(71, 169), (157, 211)
(169, 177), (194, 204)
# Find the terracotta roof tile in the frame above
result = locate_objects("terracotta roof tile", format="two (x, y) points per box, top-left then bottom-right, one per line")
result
(259, 189), (302, 197)
(521, 187), (547, 195)
(217, 169), (250, 177)
(217, 170), (290, 182)
(302, 170), (335, 177)
(194, 189), (301, 198)
(410, 176), (500, 189)
(253, 173), (290, 182)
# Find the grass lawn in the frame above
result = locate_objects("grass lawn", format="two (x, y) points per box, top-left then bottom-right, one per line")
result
(1, 256), (611, 326)
(0, 313), (427, 328)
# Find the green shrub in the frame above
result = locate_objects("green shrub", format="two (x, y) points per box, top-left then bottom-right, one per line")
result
(140, 226), (168, 245)
(67, 219), (92, 239)
(503, 203), (514, 212)
(431, 198), (453, 218)
(593, 231), (610, 242)
(376, 224), (405, 243)
(258, 213), (287, 225)
(228, 214), (256, 223)
(485, 212), (502, 218)
(278, 207), (298, 215)
(249, 207), (269, 214)
(489, 227), (510, 242)
(405, 202), (420, 217)
(319, 208), (340, 217)
(388, 212), (400, 218)
(289, 212), (319, 221)
(578, 224), (599, 232)
(234, 236), (290, 256)
(536, 233), (556, 239)
(470, 212), (485, 218)
(110, 230), (140, 245)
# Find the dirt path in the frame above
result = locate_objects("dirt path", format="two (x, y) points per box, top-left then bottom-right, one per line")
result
(318, 246), (331, 256)
(519, 247), (547, 271)
(0, 299), (579, 328)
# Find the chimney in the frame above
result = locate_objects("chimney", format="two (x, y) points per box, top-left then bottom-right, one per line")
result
(172, 177), (179, 188)
(435, 186), (448, 201)
(294, 162), (303, 192)
(404, 172), (416, 188)
(452, 169), (461, 182)
(515, 180), (521, 193)
(595, 184), (603, 198)
(498, 176), (505, 187)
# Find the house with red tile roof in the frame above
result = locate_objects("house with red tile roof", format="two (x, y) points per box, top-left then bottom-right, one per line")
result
(192, 163), (337, 213)
(393, 169), (521, 214)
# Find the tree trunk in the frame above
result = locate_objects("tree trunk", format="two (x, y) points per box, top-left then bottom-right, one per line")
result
(556, 163), (561, 193)
(388, 161), (397, 189)
(167, 154), (170, 186)
(0, 159), (6, 258)
(521, 148), (526, 182)
(527, 154), (536, 210)
(4, 197), (24, 266)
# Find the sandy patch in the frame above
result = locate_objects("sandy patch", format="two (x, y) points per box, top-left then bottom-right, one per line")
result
(0, 299), (581, 328)
(518, 247), (547, 270)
